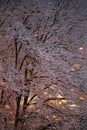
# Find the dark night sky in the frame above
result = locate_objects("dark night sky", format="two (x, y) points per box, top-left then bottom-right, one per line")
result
(0, 0), (87, 12)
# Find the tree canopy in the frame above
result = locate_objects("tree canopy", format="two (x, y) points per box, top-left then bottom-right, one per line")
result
(0, 0), (87, 130)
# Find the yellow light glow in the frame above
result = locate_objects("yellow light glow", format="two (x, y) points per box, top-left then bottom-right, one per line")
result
(28, 104), (35, 109)
(70, 104), (76, 107)
(52, 115), (58, 120)
(70, 88), (74, 92)
(57, 94), (63, 98)
(61, 100), (68, 103)
(5, 105), (10, 109)
(70, 67), (75, 71)
(10, 112), (14, 115)
(59, 101), (62, 104)
(57, 94), (68, 104)
(50, 84), (56, 89)
(69, 104), (78, 109)
(70, 64), (80, 71)
(79, 96), (85, 101)
(44, 92), (47, 94)
(9, 121), (14, 125)
(79, 47), (83, 50)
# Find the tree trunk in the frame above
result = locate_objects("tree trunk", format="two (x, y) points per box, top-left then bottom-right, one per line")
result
(15, 95), (22, 128)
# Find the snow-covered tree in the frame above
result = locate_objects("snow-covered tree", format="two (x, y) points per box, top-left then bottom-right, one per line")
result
(0, 0), (87, 130)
